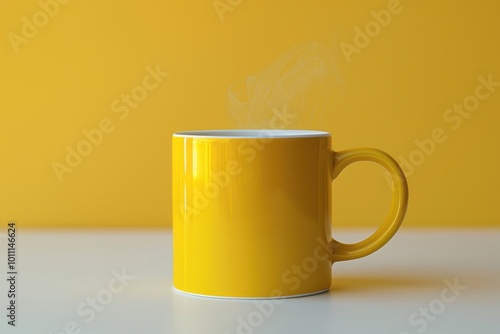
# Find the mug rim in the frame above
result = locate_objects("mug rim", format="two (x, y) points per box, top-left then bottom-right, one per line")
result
(173, 129), (330, 138)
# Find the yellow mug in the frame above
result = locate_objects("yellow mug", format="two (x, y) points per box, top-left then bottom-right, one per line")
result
(172, 130), (408, 298)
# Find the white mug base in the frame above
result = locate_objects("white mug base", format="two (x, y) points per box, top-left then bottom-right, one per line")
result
(172, 286), (330, 300)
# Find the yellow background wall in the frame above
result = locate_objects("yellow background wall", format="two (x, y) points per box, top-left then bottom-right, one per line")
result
(1, 0), (499, 228)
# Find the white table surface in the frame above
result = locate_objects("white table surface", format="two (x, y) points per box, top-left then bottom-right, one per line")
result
(0, 228), (499, 334)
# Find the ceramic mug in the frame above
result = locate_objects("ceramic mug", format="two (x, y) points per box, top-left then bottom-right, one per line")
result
(172, 129), (408, 298)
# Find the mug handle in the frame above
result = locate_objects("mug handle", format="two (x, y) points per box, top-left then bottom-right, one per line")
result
(329, 148), (409, 262)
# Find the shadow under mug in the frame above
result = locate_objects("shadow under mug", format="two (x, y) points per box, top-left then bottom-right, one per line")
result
(172, 129), (408, 299)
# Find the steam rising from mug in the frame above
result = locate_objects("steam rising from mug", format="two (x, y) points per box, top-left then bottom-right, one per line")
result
(227, 42), (341, 129)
